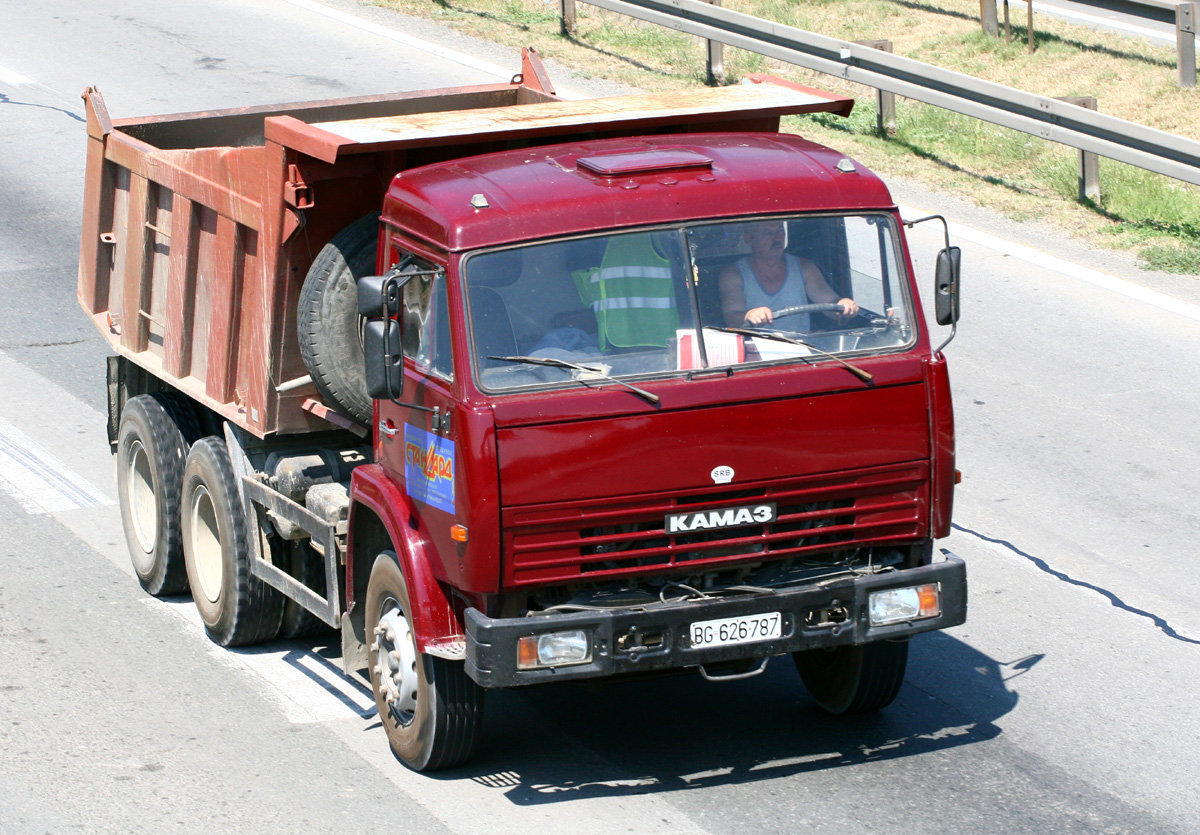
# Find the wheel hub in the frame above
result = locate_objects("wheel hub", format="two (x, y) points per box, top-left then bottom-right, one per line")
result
(187, 485), (224, 604)
(372, 602), (418, 724)
(126, 439), (158, 557)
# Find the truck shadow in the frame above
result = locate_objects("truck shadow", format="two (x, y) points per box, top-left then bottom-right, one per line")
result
(447, 632), (1029, 804)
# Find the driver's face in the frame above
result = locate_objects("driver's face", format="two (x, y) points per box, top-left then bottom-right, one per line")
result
(744, 221), (787, 257)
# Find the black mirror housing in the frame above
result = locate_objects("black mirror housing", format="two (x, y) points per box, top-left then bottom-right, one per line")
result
(934, 246), (961, 326)
(363, 318), (403, 400)
(358, 274), (400, 318)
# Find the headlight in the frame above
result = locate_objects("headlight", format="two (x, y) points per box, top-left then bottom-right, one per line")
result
(517, 629), (592, 669)
(869, 583), (941, 626)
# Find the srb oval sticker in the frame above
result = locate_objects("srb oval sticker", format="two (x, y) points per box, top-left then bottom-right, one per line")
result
(710, 465), (734, 484)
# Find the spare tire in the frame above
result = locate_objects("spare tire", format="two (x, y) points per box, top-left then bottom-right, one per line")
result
(298, 213), (381, 426)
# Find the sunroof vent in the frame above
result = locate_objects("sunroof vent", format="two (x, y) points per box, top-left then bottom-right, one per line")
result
(577, 149), (714, 176)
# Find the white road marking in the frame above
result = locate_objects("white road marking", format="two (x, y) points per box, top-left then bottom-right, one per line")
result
(899, 201), (1200, 325)
(0, 351), (375, 727)
(0, 414), (112, 514)
(0, 64), (34, 87)
(1013, 0), (1173, 45)
(147, 598), (377, 723)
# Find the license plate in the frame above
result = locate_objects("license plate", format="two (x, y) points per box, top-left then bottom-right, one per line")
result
(689, 612), (782, 649)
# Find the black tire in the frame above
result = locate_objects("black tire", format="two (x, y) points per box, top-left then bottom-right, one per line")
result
(297, 212), (380, 426)
(366, 552), (483, 771)
(181, 436), (284, 647)
(276, 539), (334, 640)
(154, 392), (204, 446)
(794, 640), (909, 715)
(116, 394), (192, 596)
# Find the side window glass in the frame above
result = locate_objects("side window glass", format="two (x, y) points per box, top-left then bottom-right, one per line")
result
(397, 250), (453, 381)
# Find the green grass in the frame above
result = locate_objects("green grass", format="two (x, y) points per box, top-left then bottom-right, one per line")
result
(795, 102), (1200, 272)
(378, 0), (1200, 274)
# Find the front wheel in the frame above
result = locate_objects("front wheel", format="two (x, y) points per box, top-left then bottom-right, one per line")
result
(793, 640), (908, 714)
(366, 552), (483, 771)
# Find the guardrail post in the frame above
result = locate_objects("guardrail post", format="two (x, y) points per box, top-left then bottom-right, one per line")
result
(981, 0), (999, 36)
(856, 40), (897, 135)
(705, 0), (726, 85)
(1058, 96), (1100, 202)
(1179, 3), (1197, 87)
(560, 0), (577, 39)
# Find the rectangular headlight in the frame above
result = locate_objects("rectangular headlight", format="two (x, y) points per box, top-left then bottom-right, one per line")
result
(869, 583), (941, 626)
(517, 629), (592, 670)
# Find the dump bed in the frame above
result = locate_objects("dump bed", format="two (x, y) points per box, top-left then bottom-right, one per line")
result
(78, 49), (852, 438)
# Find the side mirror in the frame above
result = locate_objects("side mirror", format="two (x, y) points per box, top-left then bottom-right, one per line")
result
(934, 246), (961, 326)
(358, 271), (406, 400)
(363, 318), (403, 400)
(358, 274), (400, 318)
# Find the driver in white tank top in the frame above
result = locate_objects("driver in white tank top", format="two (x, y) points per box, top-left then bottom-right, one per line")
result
(719, 220), (859, 331)
(733, 253), (814, 332)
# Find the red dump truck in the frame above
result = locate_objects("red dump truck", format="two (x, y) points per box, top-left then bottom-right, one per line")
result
(79, 48), (965, 771)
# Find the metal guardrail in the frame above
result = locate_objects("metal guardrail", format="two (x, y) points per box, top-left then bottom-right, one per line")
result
(978, 0), (1196, 86)
(1129, 0), (1199, 85)
(573, 0), (1200, 187)
(1127, 0), (1196, 88)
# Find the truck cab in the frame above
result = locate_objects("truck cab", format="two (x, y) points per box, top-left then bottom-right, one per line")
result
(350, 130), (965, 767)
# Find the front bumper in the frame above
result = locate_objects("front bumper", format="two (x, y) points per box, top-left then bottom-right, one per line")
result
(465, 553), (966, 688)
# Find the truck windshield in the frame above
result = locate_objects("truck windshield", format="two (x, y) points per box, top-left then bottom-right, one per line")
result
(464, 214), (915, 392)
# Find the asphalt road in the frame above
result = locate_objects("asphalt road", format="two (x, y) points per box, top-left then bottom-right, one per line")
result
(2, 1), (1199, 832)
(1014, 0), (1178, 44)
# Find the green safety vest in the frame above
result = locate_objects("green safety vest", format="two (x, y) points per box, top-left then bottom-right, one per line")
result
(573, 234), (680, 349)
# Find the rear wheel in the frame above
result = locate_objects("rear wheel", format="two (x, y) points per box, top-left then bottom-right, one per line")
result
(116, 394), (192, 596)
(794, 640), (908, 714)
(366, 552), (483, 771)
(276, 539), (334, 640)
(181, 437), (284, 646)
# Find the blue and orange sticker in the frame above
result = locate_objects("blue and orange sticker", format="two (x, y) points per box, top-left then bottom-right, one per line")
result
(403, 424), (455, 514)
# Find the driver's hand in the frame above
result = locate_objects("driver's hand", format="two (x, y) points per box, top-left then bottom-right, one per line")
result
(837, 298), (859, 317)
(744, 306), (774, 325)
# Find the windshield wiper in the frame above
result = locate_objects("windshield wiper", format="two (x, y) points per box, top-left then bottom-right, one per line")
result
(705, 326), (873, 384)
(488, 355), (661, 405)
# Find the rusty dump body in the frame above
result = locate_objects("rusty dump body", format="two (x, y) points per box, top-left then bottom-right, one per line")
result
(77, 50), (853, 438)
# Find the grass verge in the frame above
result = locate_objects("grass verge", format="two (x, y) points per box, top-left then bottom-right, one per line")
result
(378, 0), (1200, 274)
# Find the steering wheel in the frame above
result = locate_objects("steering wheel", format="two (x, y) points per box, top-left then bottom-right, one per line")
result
(750, 303), (844, 323)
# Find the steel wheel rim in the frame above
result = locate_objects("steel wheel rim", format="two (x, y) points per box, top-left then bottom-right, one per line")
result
(126, 440), (158, 560)
(188, 485), (224, 604)
(373, 597), (418, 725)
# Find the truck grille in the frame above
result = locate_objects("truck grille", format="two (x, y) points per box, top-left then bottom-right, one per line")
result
(502, 462), (928, 586)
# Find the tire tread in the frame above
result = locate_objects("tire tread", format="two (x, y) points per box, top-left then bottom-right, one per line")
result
(183, 437), (284, 647)
(297, 213), (380, 426)
(117, 394), (190, 596)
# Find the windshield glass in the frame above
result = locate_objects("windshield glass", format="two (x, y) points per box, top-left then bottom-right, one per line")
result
(464, 214), (915, 392)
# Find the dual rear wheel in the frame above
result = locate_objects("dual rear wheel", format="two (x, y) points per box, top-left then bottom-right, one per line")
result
(116, 394), (287, 646)
(179, 437), (284, 646)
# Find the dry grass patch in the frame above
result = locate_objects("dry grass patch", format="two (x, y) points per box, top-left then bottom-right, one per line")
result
(376, 0), (1200, 273)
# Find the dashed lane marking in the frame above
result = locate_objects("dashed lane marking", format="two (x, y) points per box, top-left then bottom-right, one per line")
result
(0, 414), (113, 514)
(0, 64), (34, 87)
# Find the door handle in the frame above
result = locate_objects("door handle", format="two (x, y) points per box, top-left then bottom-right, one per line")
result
(378, 420), (399, 439)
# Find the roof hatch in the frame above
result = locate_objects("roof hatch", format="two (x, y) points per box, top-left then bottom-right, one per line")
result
(576, 148), (714, 176)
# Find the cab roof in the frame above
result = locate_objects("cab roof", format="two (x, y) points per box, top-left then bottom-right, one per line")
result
(382, 132), (896, 252)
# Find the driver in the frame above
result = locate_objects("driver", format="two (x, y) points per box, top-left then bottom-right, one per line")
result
(718, 220), (858, 330)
